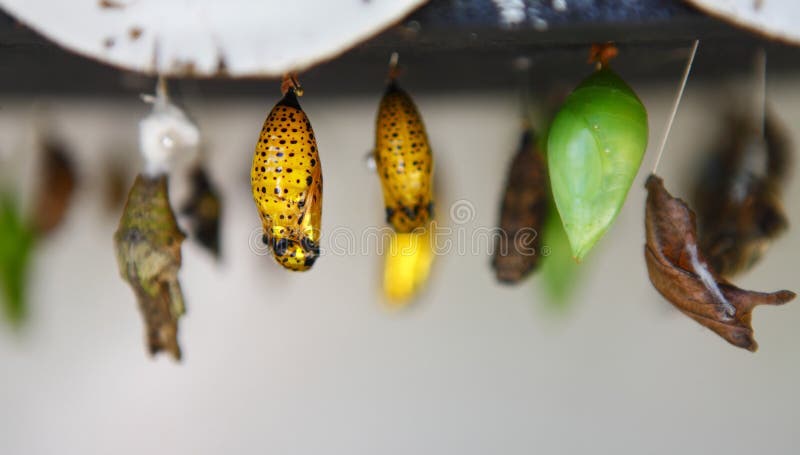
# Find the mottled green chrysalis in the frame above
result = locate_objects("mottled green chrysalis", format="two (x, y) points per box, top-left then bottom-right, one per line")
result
(115, 174), (186, 361)
(547, 67), (648, 260)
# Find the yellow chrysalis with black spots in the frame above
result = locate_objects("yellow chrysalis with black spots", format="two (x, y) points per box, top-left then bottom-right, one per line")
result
(251, 79), (322, 271)
(374, 76), (434, 233)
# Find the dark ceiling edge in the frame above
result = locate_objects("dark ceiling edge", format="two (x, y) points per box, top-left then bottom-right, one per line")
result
(0, 1), (797, 98)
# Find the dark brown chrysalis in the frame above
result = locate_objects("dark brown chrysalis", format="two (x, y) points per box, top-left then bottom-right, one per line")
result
(645, 174), (795, 351)
(181, 166), (222, 258)
(492, 130), (548, 283)
(34, 140), (76, 236)
(693, 113), (792, 277)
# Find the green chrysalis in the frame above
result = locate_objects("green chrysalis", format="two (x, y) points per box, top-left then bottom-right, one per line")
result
(547, 67), (648, 260)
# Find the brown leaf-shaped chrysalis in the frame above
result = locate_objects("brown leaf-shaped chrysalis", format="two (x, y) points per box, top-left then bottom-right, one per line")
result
(645, 174), (795, 351)
(114, 174), (186, 360)
(181, 166), (222, 258)
(493, 130), (547, 283)
(34, 139), (76, 236)
(693, 113), (792, 276)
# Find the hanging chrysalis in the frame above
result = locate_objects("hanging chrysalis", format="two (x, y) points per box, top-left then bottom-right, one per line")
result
(115, 77), (198, 361)
(645, 175), (795, 351)
(383, 226), (435, 305)
(181, 165), (222, 259)
(493, 129), (547, 283)
(251, 74), (322, 271)
(372, 54), (436, 304)
(115, 175), (186, 359)
(693, 53), (791, 277)
(644, 41), (795, 351)
(547, 44), (648, 261)
(374, 53), (434, 233)
(694, 113), (791, 277)
(33, 138), (76, 236)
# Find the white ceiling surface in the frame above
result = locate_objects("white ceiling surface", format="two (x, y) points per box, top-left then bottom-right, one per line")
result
(0, 80), (799, 454)
(0, 0), (428, 77)
(687, 0), (800, 45)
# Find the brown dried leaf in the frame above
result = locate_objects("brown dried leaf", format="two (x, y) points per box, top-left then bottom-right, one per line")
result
(645, 174), (795, 351)
(114, 174), (186, 361)
(493, 130), (548, 284)
(693, 112), (792, 276)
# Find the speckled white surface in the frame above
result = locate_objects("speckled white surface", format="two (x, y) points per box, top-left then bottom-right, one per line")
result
(0, 77), (799, 454)
(0, 0), (428, 77)
(687, 0), (800, 45)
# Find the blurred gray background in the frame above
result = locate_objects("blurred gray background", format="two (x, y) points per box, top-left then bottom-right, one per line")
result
(0, 69), (798, 454)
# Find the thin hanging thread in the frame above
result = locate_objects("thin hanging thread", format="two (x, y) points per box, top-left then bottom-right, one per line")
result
(140, 75), (168, 105)
(651, 39), (699, 174)
(280, 73), (303, 96)
(388, 52), (400, 81)
(754, 48), (767, 138)
(513, 56), (533, 128)
(157, 75), (168, 101)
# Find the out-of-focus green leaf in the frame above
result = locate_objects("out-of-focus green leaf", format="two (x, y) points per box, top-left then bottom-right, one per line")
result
(538, 200), (581, 310)
(0, 193), (36, 325)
